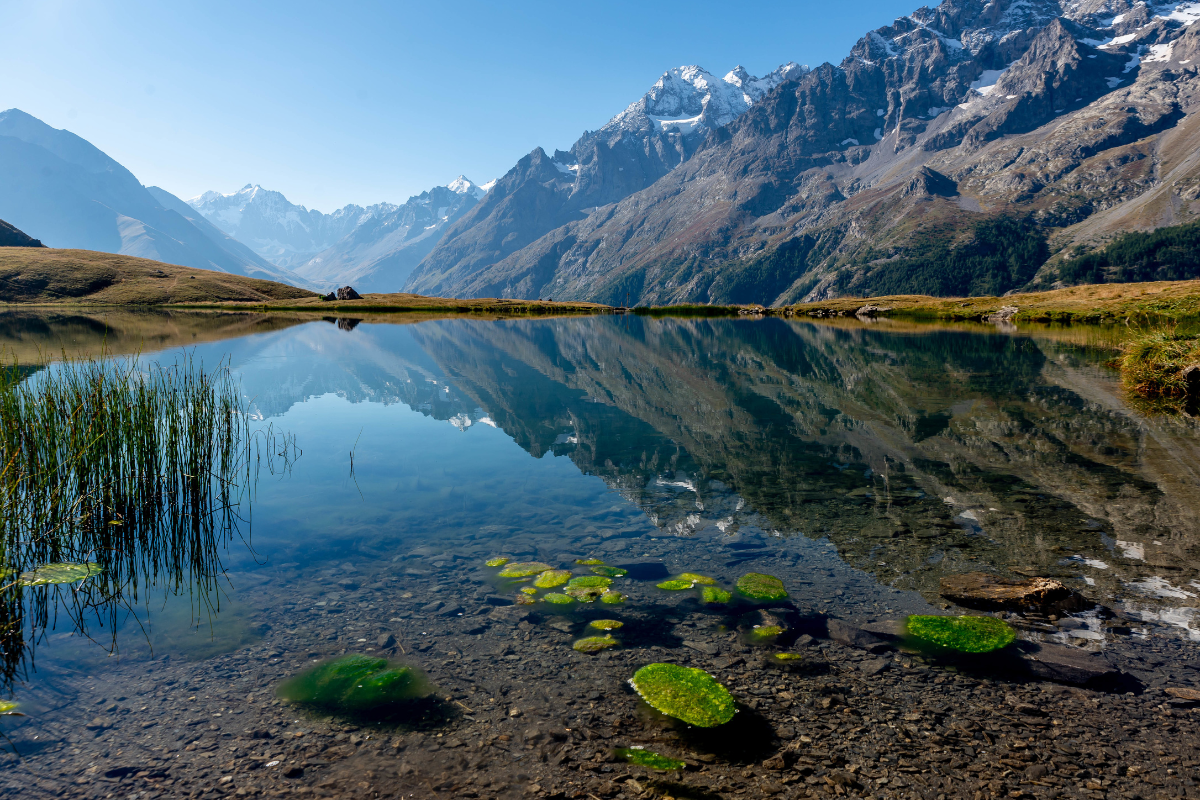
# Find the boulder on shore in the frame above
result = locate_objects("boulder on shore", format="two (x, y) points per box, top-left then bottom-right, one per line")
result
(336, 286), (362, 300)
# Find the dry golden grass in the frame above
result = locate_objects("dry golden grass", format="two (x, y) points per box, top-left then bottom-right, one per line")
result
(0, 248), (316, 305)
(785, 280), (1200, 323)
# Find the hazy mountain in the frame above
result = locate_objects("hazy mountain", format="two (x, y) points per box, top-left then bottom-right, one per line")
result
(405, 63), (808, 296)
(405, 0), (1200, 305)
(290, 177), (485, 292)
(0, 109), (307, 286)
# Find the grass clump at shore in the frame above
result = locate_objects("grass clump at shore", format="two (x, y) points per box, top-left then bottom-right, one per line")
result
(0, 352), (294, 688)
(1117, 329), (1200, 403)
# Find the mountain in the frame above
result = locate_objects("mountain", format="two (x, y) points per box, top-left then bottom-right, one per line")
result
(405, 63), (808, 296)
(0, 109), (307, 287)
(0, 218), (43, 248)
(188, 177), (485, 291)
(405, 0), (1200, 305)
(290, 177), (485, 292)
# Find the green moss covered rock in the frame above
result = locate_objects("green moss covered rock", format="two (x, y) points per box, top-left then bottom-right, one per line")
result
(277, 655), (430, 713)
(534, 569), (571, 588)
(600, 590), (626, 605)
(614, 747), (686, 770)
(542, 593), (575, 605)
(575, 558), (605, 565)
(568, 576), (612, 589)
(701, 586), (732, 604)
(678, 572), (716, 585)
(485, 557), (510, 568)
(589, 619), (623, 631)
(656, 579), (694, 591)
(590, 566), (627, 578)
(906, 615), (1015, 653)
(498, 562), (553, 578)
(629, 663), (736, 728)
(746, 625), (784, 644)
(573, 635), (618, 653)
(736, 572), (787, 601)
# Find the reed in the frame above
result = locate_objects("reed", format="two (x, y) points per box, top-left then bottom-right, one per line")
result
(1117, 329), (1200, 413)
(0, 352), (294, 688)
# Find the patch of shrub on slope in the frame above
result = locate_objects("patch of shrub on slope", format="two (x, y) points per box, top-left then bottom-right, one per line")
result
(1059, 219), (1200, 286)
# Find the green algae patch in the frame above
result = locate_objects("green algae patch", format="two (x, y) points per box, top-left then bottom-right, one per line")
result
(485, 557), (510, 568)
(701, 586), (732, 604)
(589, 619), (624, 631)
(575, 558), (606, 565)
(278, 654), (431, 713)
(568, 576), (612, 589)
(600, 590), (626, 605)
(629, 663), (736, 728)
(498, 562), (553, 578)
(534, 569), (572, 588)
(542, 593), (575, 606)
(736, 572), (787, 601)
(746, 625), (784, 644)
(657, 579), (694, 591)
(678, 572), (716, 585)
(519, 586), (538, 595)
(590, 566), (628, 578)
(0, 699), (19, 714)
(905, 615), (1016, 653)
(615, 747), (686, 770)
(18, 562), (103, 587)
(573, 635), (618, 653)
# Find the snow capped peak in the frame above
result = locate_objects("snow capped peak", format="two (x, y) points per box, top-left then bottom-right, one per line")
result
(479, 179), (497, 194)
(446, 175), (486, 199)
(603, 61), (810, 138)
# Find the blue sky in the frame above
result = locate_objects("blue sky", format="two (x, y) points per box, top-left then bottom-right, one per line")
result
(3, 0), (917, 211)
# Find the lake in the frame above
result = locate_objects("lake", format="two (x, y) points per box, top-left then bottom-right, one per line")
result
(2, 309), (1199, 799)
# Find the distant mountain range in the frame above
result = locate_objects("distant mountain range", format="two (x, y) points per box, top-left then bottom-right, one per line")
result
(0, 109), (307, 286)
(187, 177), (487, 292)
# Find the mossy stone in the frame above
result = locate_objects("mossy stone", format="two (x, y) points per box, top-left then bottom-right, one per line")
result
(747, 625), (784, 644)
(573, 635), (618, 653)
(590, 566), (628, 578)
(600, 590), (626, 605)
(736, 572), (787, 601)
(656, 579), (694, 590)
(614, 747), (686, 770)
(515, 593), (536, 605)
(701, 586), (732, 604)
(498, 562), (553, 578)
(906, 615), (1016, 653)
(566, 585), (605, 602)
(18, 562), (103, 587)
(485, 557), (510, 568)
(589, 619), (623, 631)
(678, 572), (716, 585)
(519, 586), (538, 595)
(534, 569), (571, 588)
(629, 663), (736, 728)
(542, 593), (575, 605)
(277, 655), (430, 713)
(575, 558), (606, 565)
(568, 576), (612, 589)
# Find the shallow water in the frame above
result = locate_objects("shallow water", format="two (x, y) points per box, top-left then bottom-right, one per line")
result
(3, 310), (1200, 796)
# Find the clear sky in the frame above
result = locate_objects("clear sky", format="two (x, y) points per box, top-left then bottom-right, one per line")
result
(2, 0), (918, 212)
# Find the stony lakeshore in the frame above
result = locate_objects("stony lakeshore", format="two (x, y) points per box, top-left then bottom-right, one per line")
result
(4, 536), (1199, 800)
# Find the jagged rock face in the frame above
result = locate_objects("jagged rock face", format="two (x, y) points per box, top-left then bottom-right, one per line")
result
(408, 0), (1200, 305)
(405, 63), (807, 296)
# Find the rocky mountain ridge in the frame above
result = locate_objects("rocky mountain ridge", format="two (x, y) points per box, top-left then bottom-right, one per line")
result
(405, 62), (809, 296)
(405, 0), (1200, 305)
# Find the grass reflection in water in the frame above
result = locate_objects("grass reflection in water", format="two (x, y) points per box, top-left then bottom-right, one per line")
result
(0, 353), (295, 690)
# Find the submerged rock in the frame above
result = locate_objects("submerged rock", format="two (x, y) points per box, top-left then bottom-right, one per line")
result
(736, 572), (787, 601)
(906, 615), (1016, 654)
(614, 747), (686, 770)
(485, 557), (510, 567)
(498, 562), (553, 578)
(533, 569), (572, 588)
(629, 663), (736, 728)
(600, 590), (626, 605)
(940, 572), (1087, 612)
(702, 586), (732, 604)
(277, 654), (431, 713)
(573, 635), (618, 653)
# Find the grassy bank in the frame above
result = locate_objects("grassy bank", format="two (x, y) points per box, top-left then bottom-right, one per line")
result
(676, 281), (1200, 324)
(208, 293), (609, 315)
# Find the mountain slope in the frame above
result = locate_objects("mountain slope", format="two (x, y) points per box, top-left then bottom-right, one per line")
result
(405, 63), (807, 296)
(0, 109), (307, 286)
(414, 0), (1200, 305)
(0, 218), (43, 248)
